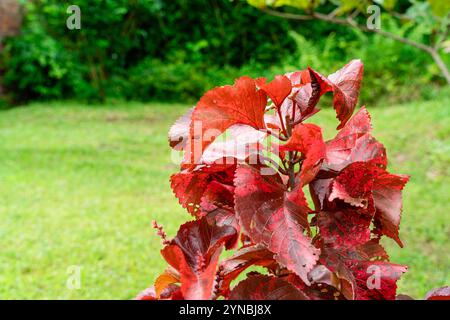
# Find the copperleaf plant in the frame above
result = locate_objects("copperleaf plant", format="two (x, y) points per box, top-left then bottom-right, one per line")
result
(137, 60), (449, 300)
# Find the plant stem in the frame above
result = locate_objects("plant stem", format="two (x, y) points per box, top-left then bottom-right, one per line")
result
(285, 115), (296, 190)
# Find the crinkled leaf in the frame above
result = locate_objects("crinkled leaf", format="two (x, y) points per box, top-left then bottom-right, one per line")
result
(372, 172), (410, 247)
(286, 271), (347, 300)
(204, 206), (240, 249)
(324, 107), (387, 172)
(320, 246), (407, 300)
(319, 246), (356, 300)
(329, 161), (380, 208)
(199, 181), (235, 213)
(326, 161), (409, 247)
(171, 164), (235, 216)
(234, 165), (319, 284)
(317, 210), (372, 248)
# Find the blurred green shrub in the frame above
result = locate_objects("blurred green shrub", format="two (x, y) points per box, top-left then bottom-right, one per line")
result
(0, 0), (447, 105)
(1, 0), (295, 104)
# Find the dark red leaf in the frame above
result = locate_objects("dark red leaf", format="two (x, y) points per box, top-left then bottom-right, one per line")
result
(277, 69), (323, 125)
(324, 107), (387, 173)
(309, 60), (364, 129)
(286, 270), (347, 300)
(356, 239), (390, 261)
(325, 161), (409, 247)
(234, 165), (319, 284)
(320, 245), (407, 300)
(372, 172), (410, 247)
(217, 244), (276, 297)
(319, 246), (356, 300)
(161, 217), (236, 300)
(199, 181), (235, 213)
(204, 206), (240, 249)
(171, 164), (235, 216)
(317, 210), (372, 248)
(309, 177), (334, 211)
(329, 161), (380, 208)
(230, 274), (309, 300)
(346, 260), (407, 300)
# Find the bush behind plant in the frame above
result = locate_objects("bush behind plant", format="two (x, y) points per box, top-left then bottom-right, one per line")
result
(1, 0), (446, 105)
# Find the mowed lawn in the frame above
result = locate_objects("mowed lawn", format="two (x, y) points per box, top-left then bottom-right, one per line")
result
(0, 98), (448, 299)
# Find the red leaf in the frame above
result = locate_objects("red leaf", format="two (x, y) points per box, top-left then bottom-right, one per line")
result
(324, 107), (387, 172)
(317, 210), (372, 248)
(347, 260), (407, 300)
(230, 274), (309, 300)
(425, 286), (450, 300)
(329, 161), (380, 208)
(326, 161), (409, 246)
(234, 165), (319, 284)
(217, 244), (276, 297)
(372, 172), (410, 247)
(161, 218), (236, 300)
(204, 206), (240, 249)
(356, 239), (390, 261)
(199, 181), (235, 213)
(309, 60), (364, 129)
(319, 246), (356, 300)
(280, 123), (326, 185)
(320, 246), (407, 300)
(256, 75), (292, 108)
(171, 164), (235, 216)
(309, 177), (334, 211)
(135, 284), (183, 300)
(286, 270), (347, 300)
(185, 77), (267, 165)
(277, 69), (323, 126)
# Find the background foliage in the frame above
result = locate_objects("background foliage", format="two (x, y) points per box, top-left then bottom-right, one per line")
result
(1, 0), (448, 106)
(0, 0), (448, 299)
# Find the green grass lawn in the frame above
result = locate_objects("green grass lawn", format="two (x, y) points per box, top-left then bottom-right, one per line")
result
(0, 98), (448, 299)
